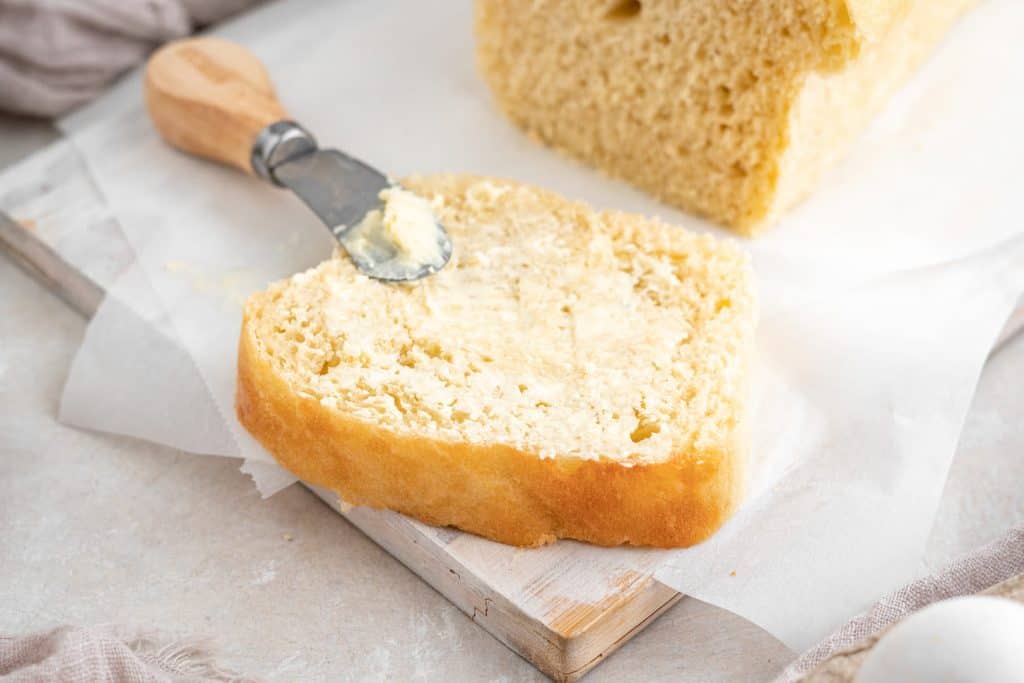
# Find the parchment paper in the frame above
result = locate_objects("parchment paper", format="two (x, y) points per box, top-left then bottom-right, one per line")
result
(55, 0), (1024, 651)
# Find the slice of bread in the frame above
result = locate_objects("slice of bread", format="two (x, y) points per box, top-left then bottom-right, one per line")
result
(474, 0), (976, 234)
(236, 175), (756, 547)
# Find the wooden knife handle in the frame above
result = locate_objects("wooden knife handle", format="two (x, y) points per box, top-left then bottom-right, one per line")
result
(144, 37), (288, 175)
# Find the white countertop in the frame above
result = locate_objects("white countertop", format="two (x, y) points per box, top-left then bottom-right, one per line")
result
(1, 115), (1021, 682)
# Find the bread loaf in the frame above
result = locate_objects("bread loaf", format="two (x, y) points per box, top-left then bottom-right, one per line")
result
(474, 0), (976, 234)
(236, 175), (756, 547)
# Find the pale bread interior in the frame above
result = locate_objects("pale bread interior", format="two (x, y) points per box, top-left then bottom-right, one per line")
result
(475, 0), (976, 232)
(245, 175), (755, 466)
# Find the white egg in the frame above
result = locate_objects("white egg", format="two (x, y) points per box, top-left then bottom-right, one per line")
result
(856, 596), (1024, 683)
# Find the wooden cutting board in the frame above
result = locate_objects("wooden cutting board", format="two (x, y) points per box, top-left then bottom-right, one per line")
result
(3, 140), (1023, 682)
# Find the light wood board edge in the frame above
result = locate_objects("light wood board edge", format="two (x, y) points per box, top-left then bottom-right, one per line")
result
(307, 487), (683, 683)
(0, 212), (102, 317)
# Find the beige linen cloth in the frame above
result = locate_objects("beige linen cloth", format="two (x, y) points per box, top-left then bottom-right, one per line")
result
(777, 524), (1024, 682)
(0, 0), (261, 117)
(0, 625), (259, 681)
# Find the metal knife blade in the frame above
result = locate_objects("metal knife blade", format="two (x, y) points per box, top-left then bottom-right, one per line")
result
(274, 150), (390, 242)
(255, 122), (452, 282)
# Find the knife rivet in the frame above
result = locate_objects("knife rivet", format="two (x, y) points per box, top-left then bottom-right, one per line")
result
(251, 121), (318, 186)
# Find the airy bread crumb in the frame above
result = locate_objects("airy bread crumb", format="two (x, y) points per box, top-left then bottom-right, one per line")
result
(237, 175), (756, 547)
(474, 0), (976, 233)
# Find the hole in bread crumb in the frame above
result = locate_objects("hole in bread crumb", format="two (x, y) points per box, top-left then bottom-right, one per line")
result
(716, 297), (732, 312)
(630, 407), (661, 443)
(604, 0), (641, 21)
(419, 340), (449, 361)
(315, 356), (339, 376)
(387, 392), (408, 415)
(517, 384), (529, 393)
(630, 418), (661, 443)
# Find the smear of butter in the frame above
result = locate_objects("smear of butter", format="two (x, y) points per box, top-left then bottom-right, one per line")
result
(344, 187), (444, 271)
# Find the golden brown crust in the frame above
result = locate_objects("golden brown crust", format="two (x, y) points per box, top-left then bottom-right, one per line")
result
(236, 307), (745, 548)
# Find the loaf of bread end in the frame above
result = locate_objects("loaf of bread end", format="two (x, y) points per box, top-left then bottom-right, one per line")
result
(236, 175), (756, 547)
(474, 0), (976, 234)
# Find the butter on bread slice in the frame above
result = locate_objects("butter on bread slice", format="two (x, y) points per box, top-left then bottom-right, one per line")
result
(236, 175), (756, 547)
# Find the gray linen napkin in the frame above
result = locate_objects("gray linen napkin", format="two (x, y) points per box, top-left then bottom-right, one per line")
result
(0, 0), (262, 117)
(0, 624), (259, 682)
